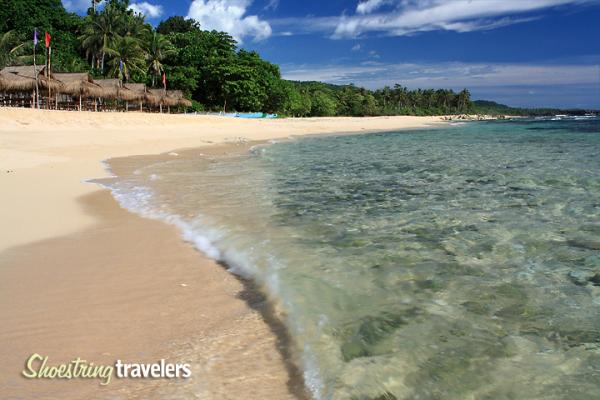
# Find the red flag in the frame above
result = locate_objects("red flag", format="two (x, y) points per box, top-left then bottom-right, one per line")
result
(45, 32), (51, 48)
(162, 72), (166, 87)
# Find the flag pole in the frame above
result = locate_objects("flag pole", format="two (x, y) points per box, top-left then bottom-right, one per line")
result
(33, 30), (39, 109)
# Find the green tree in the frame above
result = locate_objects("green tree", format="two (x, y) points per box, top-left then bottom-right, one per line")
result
(311, 90), (337, 116)
(157, 16), (200, 35)
(0, 31), (25, 69)
(144, 31), (174, 87)
(106, 36), (146, 81)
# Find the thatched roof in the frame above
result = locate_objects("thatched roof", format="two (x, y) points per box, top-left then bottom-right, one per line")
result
(0, 70), (37, 92)
(166, 90), (192, 107)
(2, 65), (52, 79)
(120, 83), (146, 102)
(55, 73), (104, 98)
(145, 88), (165, 106)
(93, 79), (120, 99)
(0, 65), (60, 92)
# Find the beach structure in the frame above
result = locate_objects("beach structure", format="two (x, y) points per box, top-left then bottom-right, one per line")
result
(0, 66), (191, 113)
(123, 83), (149, 112)
(0, 65), (60, 108)
(53, 73), (104, 111)
(167, 90), (193, 109)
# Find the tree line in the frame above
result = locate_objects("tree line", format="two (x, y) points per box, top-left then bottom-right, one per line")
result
(0, 0), (475, 116)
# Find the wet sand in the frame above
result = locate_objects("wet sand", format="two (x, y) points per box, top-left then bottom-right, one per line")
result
(0, 188), (307, 400)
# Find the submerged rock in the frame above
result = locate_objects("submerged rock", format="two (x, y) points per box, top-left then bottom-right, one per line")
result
(567, 270), (600, 286)
(588, 273), (600, 286)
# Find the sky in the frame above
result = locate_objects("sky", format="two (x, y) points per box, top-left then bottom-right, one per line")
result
(62, 0), (600, 108)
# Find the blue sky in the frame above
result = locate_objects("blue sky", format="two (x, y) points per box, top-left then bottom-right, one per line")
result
(62, 0), (600, 108)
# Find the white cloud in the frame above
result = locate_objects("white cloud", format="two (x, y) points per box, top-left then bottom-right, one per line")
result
(128, 2), (164, 18)
(273, 0), (599, 38)
(187, 0), (272, 43)
(356, 0), (393, 15)
(334, 0), (599, 38)
(351, 43), (362, 51)
(265, 0), (279, 11)
(62, 0), (100, 12)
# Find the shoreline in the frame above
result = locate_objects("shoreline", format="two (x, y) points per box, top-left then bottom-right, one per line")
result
(0, 108), (449, 399)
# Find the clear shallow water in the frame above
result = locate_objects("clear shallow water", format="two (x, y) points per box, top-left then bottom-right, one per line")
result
(104, 118), (600, 399)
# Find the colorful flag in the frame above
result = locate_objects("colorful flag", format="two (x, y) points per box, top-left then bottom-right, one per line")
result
(45, 32), (51, 48)
(33, 30), (38, 47)
(162, 72), (166, 87)
(119, 59), (124, 73)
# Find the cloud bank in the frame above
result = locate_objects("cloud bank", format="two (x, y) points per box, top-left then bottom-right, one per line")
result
(282, 61), (598, 89)
(187, 0), (272, 43)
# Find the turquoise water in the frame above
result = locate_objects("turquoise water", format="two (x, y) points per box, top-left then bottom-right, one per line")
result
(105, 118), (600, 399)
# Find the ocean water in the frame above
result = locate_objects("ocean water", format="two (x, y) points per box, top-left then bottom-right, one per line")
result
(103, 118), (600, 400)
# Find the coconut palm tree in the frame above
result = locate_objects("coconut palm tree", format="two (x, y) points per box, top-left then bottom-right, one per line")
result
(106, 36), (146, 82)
(144, 31), (174, 87)
(80, 4), (123, 74)
(91, 0), (102, 13)
(0, 31), (25, 69)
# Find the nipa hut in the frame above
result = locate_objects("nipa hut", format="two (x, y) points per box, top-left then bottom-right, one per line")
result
(167, 90), (192, 108)
(54, 73), (104, 111)
(0, 65), (60, 108)
(122, 83), (148, 111)
(1, 65), (192, 113)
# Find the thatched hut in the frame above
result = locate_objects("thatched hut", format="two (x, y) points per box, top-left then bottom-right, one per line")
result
(54, 73), (104, 111)
(92, 79), (122, 111)
(0, 65), (59, 108)
(123, 83), (148, 111)
(1, 65), (193, 112)
(93, 78), (120, 99)
(166, 90), (192, 108)
(146, 88), (165, 111)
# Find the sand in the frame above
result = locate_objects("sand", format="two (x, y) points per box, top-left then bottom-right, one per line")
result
(0, 108), (445, 399)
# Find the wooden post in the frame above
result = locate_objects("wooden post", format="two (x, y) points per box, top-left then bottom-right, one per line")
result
(126, 101), (128, 112)
(159, 103), (162, 113)
(140, 101), (142, 112)
(168, 105), (171, 114)
(79, 95), (82, 111)
(95, 99), (97, 112)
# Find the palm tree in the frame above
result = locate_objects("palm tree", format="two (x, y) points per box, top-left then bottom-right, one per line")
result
(91, 0), (102, 13)
(0, 31), (25, 69)
(106, 36), (146, 81)
(144, 31), (174, 87)
(80, 4), (123, 74)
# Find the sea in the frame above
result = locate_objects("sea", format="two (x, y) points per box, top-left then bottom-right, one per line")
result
(101, 117), (600, 400)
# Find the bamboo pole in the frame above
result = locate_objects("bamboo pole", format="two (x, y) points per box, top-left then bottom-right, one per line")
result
(33, 35), (39, 109)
